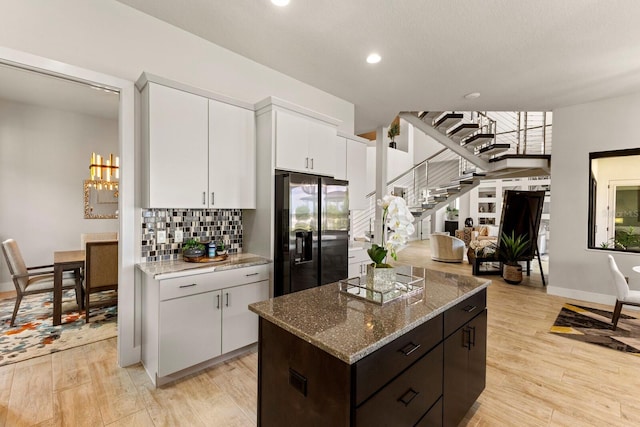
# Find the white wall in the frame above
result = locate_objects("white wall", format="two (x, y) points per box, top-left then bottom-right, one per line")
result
(0, 0), (354, 133)
(549, 92), (640, 303)
(0, 99), (119, 290)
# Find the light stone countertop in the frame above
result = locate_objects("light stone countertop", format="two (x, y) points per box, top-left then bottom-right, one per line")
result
(249, 266), (490, 364)
(137, 252), (271, 280)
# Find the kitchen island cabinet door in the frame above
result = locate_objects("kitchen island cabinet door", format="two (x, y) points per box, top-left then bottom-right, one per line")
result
(158, 291), (222, 377)
(443, 309), (487, 427)
(209, 99), (256, 209)
(146, 82), (209, 208)
(221, 280), (269, 354)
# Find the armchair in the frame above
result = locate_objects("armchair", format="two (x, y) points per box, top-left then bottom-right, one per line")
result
(1, 239), (83, 327)
(430, 234), (465, 263)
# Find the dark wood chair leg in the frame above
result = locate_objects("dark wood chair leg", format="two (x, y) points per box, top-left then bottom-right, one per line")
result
(10, 294), (22, 327)
(612, 300), (623, 331)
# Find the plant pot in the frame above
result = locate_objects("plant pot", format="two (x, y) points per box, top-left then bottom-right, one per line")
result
(183, 248), (206, 259)
(389, 141), (397, 149)
(366, 264), (396, 294)
(503, 263), (523, 284)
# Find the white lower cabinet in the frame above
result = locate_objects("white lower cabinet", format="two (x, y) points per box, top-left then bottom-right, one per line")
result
(142, 264), (270, 385)
(348, 247), (370, 278)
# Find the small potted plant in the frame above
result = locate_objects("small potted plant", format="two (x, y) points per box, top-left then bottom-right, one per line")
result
(216, 240), (227, 256)
(499, 231), (529, 284)
(387, 122), (400, 149)
(182, 238), (206, 259)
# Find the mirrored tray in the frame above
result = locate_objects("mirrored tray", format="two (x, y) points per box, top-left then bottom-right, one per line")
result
(339, 272), (424, 305)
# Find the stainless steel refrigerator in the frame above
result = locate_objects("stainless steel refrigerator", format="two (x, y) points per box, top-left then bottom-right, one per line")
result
(274, 171), (349, 296)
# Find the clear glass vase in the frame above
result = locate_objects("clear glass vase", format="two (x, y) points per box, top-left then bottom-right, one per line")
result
(366, 264), (396, 294)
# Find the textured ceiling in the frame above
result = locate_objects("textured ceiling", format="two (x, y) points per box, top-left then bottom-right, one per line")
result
(118, 0), (640, 133)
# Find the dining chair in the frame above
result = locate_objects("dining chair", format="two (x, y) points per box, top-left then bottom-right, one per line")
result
(1, 239), (83, 327)
(607, 254), (640, 330)
(83, 240), (118, 323)
(80, 232), (118, 248)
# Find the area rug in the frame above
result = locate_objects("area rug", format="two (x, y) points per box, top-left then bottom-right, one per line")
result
(0, 290), (117, 366)
(550, 303), (640, 355)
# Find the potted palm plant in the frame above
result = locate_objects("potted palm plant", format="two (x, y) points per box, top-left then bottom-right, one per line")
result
(499, 231), (529, 284)
(387, 122), (400, 149)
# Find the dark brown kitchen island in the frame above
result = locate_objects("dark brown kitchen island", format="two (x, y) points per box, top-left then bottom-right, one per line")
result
(249, 266), (490, 427)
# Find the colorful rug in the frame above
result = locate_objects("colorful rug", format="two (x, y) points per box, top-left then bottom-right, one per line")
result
(550, 303), (640, 355)
(0, 289), (117, 366)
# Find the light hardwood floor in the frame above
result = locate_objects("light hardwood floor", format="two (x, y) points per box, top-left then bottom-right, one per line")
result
(1, 240), (639, 426)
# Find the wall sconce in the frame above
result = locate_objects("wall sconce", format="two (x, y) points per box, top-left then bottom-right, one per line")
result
(89, 152), (119, 190)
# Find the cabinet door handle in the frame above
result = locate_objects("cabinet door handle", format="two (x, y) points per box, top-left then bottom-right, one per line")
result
(305, 157), (309, 168)
(399, 342), (421, 356)
(246, 272), (259, 277)
(225, 292), (229, 307)
(469, 325), (476, 347)
(398, 388), (419, 406)
(463, 305), (477, 313)
(202, 192), (206, 205)
(211, 192), (215, 205)
(179, 283), (197, 289)
(310, 158), (314, 169)
(463, 328), (472, 350)
(216, 294), (220, 309)
(348, 256), (356, 259)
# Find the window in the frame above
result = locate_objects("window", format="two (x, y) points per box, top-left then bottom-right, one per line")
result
(588, 149), (640, 252)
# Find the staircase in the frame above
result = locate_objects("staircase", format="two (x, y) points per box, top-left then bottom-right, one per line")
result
(352, 111), (552, 239)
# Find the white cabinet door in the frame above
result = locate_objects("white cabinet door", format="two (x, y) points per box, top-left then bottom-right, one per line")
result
(221, 280), (269, 354)
(147, 83), (209, 208)
(209, 99), (256, 208)
(158, 291), (222, 376)
(347, 139), (368, 210)
(275, 109), (311, 173)
(334, 136), (347, 180)
(306, 118), (337, 176)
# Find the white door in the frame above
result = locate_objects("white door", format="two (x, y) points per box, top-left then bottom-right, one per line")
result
(158, 291), (222, 376)
(306, 118), (337, 176)
(209, 99), (256, 208)
(275, 109), (311, 173)
(147, 83), (208, 208)
(347, 139), (368, 210)
(221, 280), (269, 354)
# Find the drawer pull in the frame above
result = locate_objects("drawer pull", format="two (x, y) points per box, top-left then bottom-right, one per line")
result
(179, 283), (197, 289)
(463, 305), (477, 313)
(398, 388), (419, 406)
(348, 256), (356, 259)
(399, 342), (421, 356)
(246, 272), (259, 277)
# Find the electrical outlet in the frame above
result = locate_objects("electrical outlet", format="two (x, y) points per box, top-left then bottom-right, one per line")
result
(157, 230), (167, 244)
(175, 229), (183, 243)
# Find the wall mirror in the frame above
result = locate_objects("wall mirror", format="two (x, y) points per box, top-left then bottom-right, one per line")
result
(84, 180), (118, 219)
(588, 148), (640, 252)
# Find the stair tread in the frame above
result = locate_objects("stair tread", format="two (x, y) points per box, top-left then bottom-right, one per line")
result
(462, 133), (495, 148)
(434, 113), (464, 130)
(448, 123), (479, 139)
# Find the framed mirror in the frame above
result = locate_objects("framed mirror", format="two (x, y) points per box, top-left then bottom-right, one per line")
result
(84, 180), (119, 219)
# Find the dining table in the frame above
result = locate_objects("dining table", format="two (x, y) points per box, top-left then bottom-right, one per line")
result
(53, 250), (85, 326)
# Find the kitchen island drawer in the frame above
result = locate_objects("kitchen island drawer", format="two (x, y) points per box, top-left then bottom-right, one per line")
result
(355, 313), (443, 405)
(444, 288), (486, 338)
(355, 343), (443, 427)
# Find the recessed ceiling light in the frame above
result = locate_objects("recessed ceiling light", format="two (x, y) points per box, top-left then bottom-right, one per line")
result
(366, 53), (381, 64)
(271, 0), (290, 6)
(464, 92), (481, 100)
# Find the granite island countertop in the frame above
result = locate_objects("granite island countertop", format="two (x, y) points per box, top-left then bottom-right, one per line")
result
(249, 267), (490, 364)
(137, 252), (270, 280)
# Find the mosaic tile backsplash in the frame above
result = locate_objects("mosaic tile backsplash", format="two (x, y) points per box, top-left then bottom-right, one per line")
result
(141, 209), (242, 262)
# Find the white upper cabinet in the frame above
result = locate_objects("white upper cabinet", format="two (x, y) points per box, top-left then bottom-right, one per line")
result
(335, 136), (347, 180)
(346, 137), (368, 210)
(209, 99), (256, 209)
(139, 75), (256, 209)
(145, 82), (209, 208)
(275, 109), (336, 176)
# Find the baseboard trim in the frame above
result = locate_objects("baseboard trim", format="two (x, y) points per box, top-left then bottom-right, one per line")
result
(547, 286), (616, 306)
